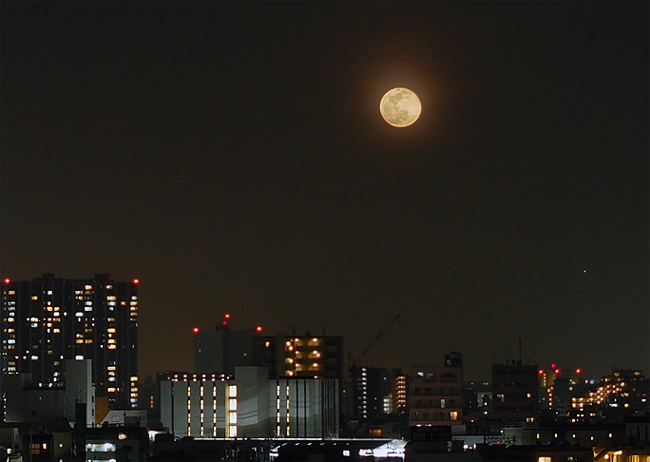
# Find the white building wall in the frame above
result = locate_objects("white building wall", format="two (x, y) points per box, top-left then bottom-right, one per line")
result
(160, 375), (229, 438)
(160, 368), (338, 439)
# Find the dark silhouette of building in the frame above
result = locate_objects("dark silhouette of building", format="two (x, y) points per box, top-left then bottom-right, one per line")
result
(193, 322), (259, 374)
(407, 352), (464, 426)
(463, 381), (492, 421)
(490, 361), (539, 424)
(1, 274), (139, 409)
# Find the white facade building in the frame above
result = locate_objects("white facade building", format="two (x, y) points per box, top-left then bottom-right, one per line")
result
(160, 367), (338, 438)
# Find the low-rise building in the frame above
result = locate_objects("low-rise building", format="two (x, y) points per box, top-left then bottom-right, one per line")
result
(407, 353), (464, 426)
(159, 366), (339, 438)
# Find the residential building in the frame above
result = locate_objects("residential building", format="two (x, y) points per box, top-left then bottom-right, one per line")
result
(251, 332), (344, 382)
(571, 368), (649, 424)
(353, 367), (402, 422)
(490, 362), (539, 424)
(407, 352), (464, 426)
(463, 381), (492, 421)
(1, 274), (138, 409)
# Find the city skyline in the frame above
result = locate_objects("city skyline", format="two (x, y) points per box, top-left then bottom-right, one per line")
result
(1, 2), (648, 382)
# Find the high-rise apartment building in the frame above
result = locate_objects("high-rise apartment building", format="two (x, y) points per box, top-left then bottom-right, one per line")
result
(251, 332), (344, 382)
(352, 367), (402, 421)
(1, 273), (138, 409)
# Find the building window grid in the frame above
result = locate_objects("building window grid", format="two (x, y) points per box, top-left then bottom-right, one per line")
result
(187, 381), (191, 436)
(286, 383), (291, 437)
(275, 381), (282, 436)
(213, 382), (218, 437)
(200, 383), (204, 437)
(228, 385), (237, 438)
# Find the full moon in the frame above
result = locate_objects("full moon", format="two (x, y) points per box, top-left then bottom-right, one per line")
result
(380, 87), (422, 127)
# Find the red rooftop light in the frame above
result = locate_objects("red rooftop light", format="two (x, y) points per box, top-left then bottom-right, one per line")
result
(222, 321), (228, 326)
(555, 369), (561, 374)
(193, 327), (199, 334)
(3, 278), (9, 284)
(539, 370), (544, 375)
(256, 326), (263, 332)
(225, 313), (231, 319)
(576, 368), (582, 374)
(551, 363), (556, 369)
(133, 278), (139, 284)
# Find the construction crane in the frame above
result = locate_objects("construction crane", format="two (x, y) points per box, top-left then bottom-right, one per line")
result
(349, 314), (401, 375)
(347, 314), (401, 421)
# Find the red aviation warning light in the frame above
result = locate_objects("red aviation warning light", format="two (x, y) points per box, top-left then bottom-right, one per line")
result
(193, 327), (199, 334)
(551, 364), (557, 369)
(555, 369), (561, 374)
(225, 314), (231, 319)
(3, 278), (9, 284)
(256, 326), (263, 332)
(222, 321), (228, 326)
(132, 279), (140, 284)
(576, 368), (582, 374)
(539, 370), (544, 375)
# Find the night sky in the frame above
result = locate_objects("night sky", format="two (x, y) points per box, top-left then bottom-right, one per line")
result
(2, 2), (648, 381)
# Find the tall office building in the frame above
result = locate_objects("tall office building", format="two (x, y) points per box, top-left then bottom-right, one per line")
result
(1, 273), (138, 409)
(193, 321), (260, 374)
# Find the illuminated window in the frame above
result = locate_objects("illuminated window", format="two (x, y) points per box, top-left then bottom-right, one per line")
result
(86, 443), (116, 452)
(29, 443), (41, 455)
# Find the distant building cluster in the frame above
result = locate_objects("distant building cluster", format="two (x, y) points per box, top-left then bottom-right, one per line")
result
(1, 273), (649, 462)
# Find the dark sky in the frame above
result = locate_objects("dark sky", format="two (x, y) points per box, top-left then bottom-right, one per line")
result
(2, 2), (648, 381)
